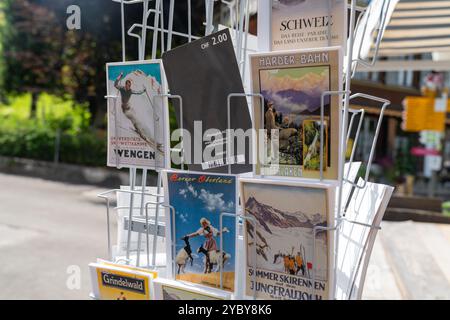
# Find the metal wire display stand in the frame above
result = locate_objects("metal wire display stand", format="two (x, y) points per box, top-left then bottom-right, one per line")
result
(97, 0), (393, 300)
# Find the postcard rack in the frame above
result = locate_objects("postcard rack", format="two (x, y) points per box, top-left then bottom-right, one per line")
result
(96, 0), (394, 300)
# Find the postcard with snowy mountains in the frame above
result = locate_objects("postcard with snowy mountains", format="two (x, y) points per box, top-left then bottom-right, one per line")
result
(250, 47), (341, 179)
(106, 60), (168, 169)
(163, 170), (238, 292)
(240, 178), (335, 300)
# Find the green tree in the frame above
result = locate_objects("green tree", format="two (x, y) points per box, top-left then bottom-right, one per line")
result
(40, 0), (137, 127)
(1, 0), (207, 125)
(2, 0), (65, 118)
(0, 2), (7, 102)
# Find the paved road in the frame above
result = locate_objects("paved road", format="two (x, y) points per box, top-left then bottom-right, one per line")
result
(362, 220), (450, 300)
(0, 173), (449, 300)
(0, 173), (109, 299)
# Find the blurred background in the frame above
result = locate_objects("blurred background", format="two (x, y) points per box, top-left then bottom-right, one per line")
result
(0, 0), (449, 300)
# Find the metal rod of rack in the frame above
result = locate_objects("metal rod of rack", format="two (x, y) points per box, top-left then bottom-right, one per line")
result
(227, 93), (264, 175)
(153, 94), (185, 170)
(97, 188), (164, 264)
(351, 0), (391, 77)
(344, 93), (390, 189)
(320, 90), (351, 181)
(345, 108), (365, 181)
(220, 212), (258, 299)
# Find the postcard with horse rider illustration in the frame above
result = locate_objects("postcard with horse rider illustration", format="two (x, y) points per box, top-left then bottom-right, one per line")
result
(250, 47), (342, 179)
(163, 170), (238, 292)
(106, 60), (169, 169)
(239, 178), (336, 300)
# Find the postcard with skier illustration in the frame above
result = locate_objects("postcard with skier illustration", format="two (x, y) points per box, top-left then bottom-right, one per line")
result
(163, 170), (238, 292)
(106, 60), (168, 169)
(240, 178), (336, 300)
(250, 47), (342, 179)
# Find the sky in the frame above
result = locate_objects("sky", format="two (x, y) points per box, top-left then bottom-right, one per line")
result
(108, 62), (162, 84)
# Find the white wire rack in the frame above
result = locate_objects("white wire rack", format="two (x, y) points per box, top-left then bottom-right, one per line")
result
(98, 0), (393, 300)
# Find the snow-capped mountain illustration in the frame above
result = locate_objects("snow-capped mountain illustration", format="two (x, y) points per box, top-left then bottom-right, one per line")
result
(245, 196), (327, 232)
(261, 89), (330, 115)
(244, 196), (328, 281)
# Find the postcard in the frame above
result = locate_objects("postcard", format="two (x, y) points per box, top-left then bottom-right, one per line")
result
(106, 60), (168, 169)
(258, 0), (347, 52)
(152, 278), (231, 300)
(240, 178), (336, 300)
(162, 29), (252, 174)
(163, 170), (238, 292)
(89, 262), (156, 300)
(250, 47), (342, 179)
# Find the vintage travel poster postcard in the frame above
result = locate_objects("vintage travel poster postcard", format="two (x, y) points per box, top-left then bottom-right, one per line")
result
(258, 0), (347, 52)
(240, 178), (335, 300)
(106, 60), (168, 169)
(250, 48), (341, 179)
(163, 170), (237, 292)
(89, 263), (156, 300)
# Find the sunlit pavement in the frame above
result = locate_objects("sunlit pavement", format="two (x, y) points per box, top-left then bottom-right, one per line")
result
(0, 173), (108, 300)
(0, 172), (449, 300)
(362, 221), (450, 300)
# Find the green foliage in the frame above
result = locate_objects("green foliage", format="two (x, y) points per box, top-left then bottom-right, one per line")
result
(0, 93), (106, 166)
(2, 0), (64, 95)
(394, 137), (417, 181)
(0, 0), (9, 97)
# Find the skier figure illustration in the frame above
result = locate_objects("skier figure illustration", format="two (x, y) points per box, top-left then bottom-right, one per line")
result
(114, 72), (163, 152)
(295, 251), (305, 276)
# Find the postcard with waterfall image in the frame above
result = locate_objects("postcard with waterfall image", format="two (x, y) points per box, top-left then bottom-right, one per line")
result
(106, 60), (168, 169)
(240, 178), (335, 300)
(250, 48), (341, 179)
(163, 170), (237, 292)
(303, 118), (328, 172)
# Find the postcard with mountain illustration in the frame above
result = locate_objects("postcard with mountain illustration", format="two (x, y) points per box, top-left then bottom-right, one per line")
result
(163, 170), (237, 292)
(106, 60), (168, 169)
(240, 178), (335, 300)
(250, 47), (342, 179)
